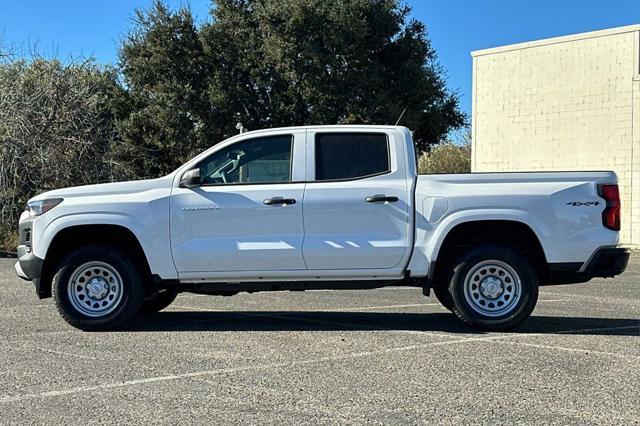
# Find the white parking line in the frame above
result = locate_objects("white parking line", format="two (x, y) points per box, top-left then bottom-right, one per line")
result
(177, 294), (210, 299)
(32, 347), (96, 361)
(3, 330), (76, 339)
(0, 333), (520, 404)
(539, 291), (640, 305)
(171, 305), (227, 313)
(553, 324), (639, 335)
(1, 323), (636, 404)
(0, 304), (52, 311)
(492, 340), (640, 360)
(325, 303), (443, 311)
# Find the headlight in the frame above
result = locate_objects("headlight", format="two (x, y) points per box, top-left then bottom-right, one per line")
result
(27, 198), (63, 216)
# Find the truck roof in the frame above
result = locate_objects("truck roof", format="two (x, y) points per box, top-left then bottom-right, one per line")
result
(236, 124), (409, 136)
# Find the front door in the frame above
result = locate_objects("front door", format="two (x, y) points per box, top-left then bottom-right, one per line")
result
(301, 130), (412, 273)
(170, 131), (307, 276)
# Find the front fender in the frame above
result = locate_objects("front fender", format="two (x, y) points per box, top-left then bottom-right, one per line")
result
(34, 212), (177, 280)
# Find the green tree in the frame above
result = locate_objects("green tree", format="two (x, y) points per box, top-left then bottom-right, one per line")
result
(116, 0), (467, 178)
(115, 0), (212, 178)
(202, 0), (466, 150)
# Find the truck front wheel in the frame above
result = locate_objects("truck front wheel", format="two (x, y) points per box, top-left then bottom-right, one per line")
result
(448, 245), (538, 331)
(140, 288), (179, 314)
(52, 245), (144, 331)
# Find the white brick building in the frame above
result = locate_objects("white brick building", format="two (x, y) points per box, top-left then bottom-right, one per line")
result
(471, 25), (640, 247)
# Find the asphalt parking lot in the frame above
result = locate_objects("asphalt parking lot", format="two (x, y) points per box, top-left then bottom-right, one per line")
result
(0, 257), (638, 424)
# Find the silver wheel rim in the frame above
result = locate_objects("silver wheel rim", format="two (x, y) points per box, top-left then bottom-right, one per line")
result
(67, 261), (124, 318)
(463, 260), (522, 317)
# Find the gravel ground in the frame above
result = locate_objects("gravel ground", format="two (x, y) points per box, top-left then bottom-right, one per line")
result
(0, 256), (638, 424)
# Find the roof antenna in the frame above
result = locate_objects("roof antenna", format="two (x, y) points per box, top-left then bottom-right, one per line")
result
(394, 107), (407, 126)
(236, 122), (247, 134)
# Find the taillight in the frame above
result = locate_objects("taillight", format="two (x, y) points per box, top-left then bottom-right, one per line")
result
(598, 184), (620, 231)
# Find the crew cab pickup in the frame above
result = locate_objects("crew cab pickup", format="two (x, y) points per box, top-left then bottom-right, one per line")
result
(15, 125), (630, 331)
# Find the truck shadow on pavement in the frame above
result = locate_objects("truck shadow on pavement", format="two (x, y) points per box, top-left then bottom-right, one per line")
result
(121, 311), (640, 336)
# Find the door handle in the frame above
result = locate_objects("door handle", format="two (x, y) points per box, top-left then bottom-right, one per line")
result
(264, 197), (296, 205)
(365, 195), (399, 203)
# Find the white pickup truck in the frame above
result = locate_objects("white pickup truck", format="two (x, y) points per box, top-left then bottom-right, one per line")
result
(15, 125), (629, 331)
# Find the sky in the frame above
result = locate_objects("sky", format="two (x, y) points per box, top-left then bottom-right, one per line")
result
(1, 0), (640, 117)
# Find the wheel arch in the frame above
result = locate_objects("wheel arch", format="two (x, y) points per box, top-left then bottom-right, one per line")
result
(39, 224), (152, 299)
(429, 218), (549, 285)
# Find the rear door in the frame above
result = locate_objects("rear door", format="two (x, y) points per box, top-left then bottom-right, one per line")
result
(301, 129), (412, 273)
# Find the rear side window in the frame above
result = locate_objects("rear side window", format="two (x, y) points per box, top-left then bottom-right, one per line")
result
(315, 133), (390, 181)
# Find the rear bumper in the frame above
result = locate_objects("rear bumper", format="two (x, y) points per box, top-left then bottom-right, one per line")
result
(548, 247), (630, 285)
(584, 247), (630, 277)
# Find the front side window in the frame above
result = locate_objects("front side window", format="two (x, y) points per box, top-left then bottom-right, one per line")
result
(315, 133), (390, 181)
(199, 135), (293, 185)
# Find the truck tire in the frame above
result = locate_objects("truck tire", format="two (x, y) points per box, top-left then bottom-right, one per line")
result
(433, 284), (454, 312)
(448, 245), (538, 331)
(140, 288), (179, 314)
(52, 245), (145, 331)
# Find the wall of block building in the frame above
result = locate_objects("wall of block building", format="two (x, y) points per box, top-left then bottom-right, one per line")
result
(472, 25), (640, 247)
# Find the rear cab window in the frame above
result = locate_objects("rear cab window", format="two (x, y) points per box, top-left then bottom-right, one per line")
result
(314, 133), (390, 181)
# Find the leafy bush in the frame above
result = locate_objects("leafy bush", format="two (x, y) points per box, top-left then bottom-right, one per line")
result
(0, 224), (19, 253)
(417, 140), (471, 174)
(0, 57), (123, 250)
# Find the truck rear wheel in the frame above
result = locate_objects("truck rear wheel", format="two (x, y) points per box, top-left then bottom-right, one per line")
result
(448, 245), (538, 331)
(52, 245), (144, 331)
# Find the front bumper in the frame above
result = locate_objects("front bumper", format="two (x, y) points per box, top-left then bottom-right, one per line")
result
(548, 247), (630, 285)
(14, 260), (28, 280)
(16, 244), (44, 280)
(15, 244), (47, 298)
(14, 212), (50, 298)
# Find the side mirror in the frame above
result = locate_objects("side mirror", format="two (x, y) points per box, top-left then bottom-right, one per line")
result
(179, 168), (201, 188)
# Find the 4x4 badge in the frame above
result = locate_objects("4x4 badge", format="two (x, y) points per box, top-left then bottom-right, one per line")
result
(566, 201), (600, 207)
